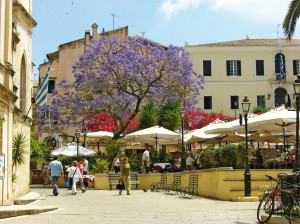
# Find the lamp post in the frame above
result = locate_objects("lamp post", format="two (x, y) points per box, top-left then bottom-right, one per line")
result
(51, 138), (56, 150)
(241, 96), (251, 197)
(234, 100), (238, 118)
(293, 75), (300, 172)
(75, 129), (80, 160)
(180, 107), (186, 171)
(82, 123), (88, 148)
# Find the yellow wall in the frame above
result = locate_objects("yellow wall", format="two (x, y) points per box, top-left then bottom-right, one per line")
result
(94, 168), (293, 201)
(185, 39), (300, 116)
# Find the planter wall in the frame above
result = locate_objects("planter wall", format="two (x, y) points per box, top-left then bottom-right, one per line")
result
(94, 168), (292, 201)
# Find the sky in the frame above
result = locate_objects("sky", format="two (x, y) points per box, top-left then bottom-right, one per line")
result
(32, 0), (298, 79)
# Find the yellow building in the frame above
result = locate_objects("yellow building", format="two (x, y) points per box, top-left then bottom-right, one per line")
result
(0, 0), (36, 205)
(185, 38), (300, 117)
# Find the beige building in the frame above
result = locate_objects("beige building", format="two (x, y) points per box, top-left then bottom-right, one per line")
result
(0, 0), (36, 205)
(185, 38), (300, 117)
(37, 24), (129, 144)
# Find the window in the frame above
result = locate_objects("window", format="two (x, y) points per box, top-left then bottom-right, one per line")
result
(48, 80), (55, 93)
(203, 60), (211, 76)
(293, 60), (300, 75)
(226, 60), (241, 76)
(274, 53), (285, 79)
(257, 95), (265, 107)
(204, 96), (212, 109)
(256, 60), (264, 76)
(230, 96), (239, 109)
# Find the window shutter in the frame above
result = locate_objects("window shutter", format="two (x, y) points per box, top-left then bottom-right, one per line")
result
(293, 60), (297, 75)
(237, 61), (241, 76)
(226, 61), (230, 76)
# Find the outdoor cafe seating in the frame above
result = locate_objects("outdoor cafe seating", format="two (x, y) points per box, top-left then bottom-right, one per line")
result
(250, 148), (291, 169)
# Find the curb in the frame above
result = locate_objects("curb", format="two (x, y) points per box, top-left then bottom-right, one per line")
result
(0, 207), (58, 219)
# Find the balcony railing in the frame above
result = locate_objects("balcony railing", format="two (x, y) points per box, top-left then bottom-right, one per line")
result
(274, 73), (286, 81)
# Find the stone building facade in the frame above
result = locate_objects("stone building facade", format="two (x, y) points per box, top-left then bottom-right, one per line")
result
(0, 0), (36, 205)
(185, 38), (300, 117)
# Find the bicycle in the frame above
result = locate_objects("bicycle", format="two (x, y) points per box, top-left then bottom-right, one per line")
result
(257, 175), (300, 224)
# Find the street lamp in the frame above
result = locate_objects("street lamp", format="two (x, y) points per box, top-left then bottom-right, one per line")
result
(180, 107), (186, 171)
(51, 138), (56, 150)
(234, 100), (238, 118)
(293, 75), (300, 172)
(82, 123), (88, 148)
(241, 96), (251, 197)
(75, 129), (81, 160)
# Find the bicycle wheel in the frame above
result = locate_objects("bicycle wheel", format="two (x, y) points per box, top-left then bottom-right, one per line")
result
(257, 194), (275, 223)
(287, 197), (300, 224)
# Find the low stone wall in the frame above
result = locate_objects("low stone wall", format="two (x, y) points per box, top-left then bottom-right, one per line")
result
(94, 168), (293, 201)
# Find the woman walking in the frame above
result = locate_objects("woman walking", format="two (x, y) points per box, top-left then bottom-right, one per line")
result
(119, 157), (131, 195)
(68, 161), (86, 195)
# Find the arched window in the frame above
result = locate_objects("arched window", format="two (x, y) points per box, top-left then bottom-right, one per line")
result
(20, 55), (27, 112)
(274, 53), (286, 80)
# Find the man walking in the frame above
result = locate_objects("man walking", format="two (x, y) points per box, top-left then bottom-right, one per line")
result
(48, 156), (64, 196)
(82, 156), (89, 189)
(142, 147), (150, 174)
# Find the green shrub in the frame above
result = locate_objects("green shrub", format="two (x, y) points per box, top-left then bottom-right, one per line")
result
(213, 147), (222, 167)
(105, 140), (122, 166)
(219, 144), (237, 167)
(156, 148), (171, 163)
(199, 147), (215, 169)
(92, 158), (109, 173)
(128, 155), (140, 172)
(253, 106), (268, 114)
(236, 142), (254, 168)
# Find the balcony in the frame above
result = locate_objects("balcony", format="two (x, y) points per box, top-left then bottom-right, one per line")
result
(274, 73), (286, 81)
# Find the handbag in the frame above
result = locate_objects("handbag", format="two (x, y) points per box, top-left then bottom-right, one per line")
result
(65, 179), (70, 188)
(116, 179), (125, 190)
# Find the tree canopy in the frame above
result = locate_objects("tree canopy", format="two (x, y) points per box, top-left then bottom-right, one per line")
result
(50, 37), (204, 139)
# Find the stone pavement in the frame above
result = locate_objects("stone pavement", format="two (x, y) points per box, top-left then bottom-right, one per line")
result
(0, 187), (262, 224)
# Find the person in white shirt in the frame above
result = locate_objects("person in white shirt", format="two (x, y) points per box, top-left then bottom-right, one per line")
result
(142, 147), (150, 173)
(111, 153), (120, 173)
(68, 160), (86, 195)
(81, 157), (89, 189)
(186, 153), (195, 170)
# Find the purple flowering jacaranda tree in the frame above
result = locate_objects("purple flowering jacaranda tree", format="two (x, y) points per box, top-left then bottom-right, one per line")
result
(50, 37), (204, 139)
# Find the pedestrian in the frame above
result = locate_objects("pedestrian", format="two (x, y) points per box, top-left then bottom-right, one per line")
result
(142, 147), (150, 174)
(78, 159), (85, 190)
(81, 156), (89, 189)
(68, 160), (86, 195)
(111, 153), (120, 173)
(186, 153), (195, 170)
(119, 157), (131, 195)
(47, 156), (64, 196)
(42, 158), (51, 186)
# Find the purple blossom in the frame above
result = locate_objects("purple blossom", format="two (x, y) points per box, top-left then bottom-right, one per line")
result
(46, 36), (204, 136)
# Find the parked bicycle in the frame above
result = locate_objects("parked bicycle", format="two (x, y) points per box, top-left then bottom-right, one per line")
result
(257, 175), (300, 224)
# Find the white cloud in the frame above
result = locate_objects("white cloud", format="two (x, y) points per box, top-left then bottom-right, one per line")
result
(159, 0), (291, 23)
(159, 0), (204, 18)
(211, 0), (290, 23)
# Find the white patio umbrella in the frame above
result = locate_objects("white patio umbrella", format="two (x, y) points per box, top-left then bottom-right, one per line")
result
(50, 142), (96, 157)
(243, 106), (298, 134)
(125, 126), (180, 150)
(83, 131), (114, 140)
(205, 113), (258, 135)
(206, 106), (299, 148)
(188, 118), (245, 145)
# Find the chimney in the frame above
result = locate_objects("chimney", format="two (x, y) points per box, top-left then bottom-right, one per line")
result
(84, 30), (90, 52)
(92, 23), (98, 38)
